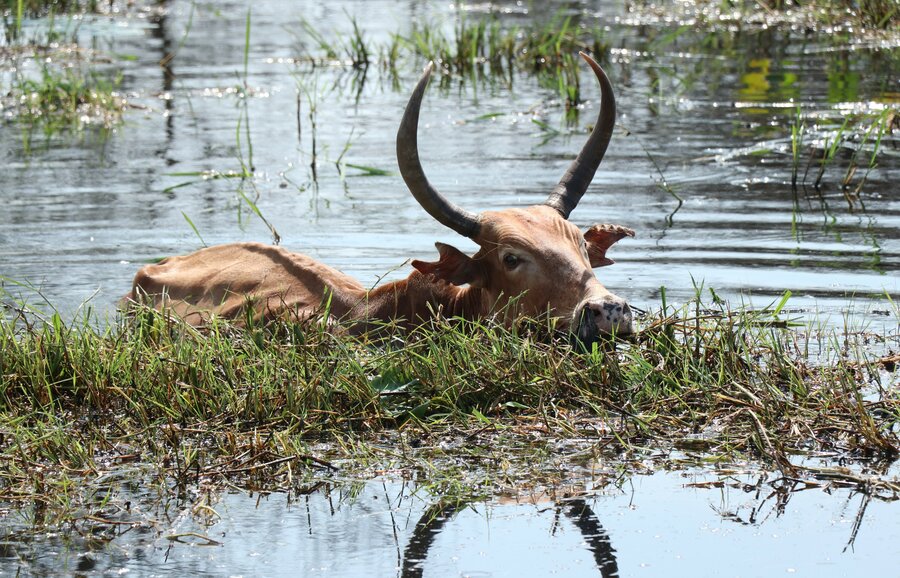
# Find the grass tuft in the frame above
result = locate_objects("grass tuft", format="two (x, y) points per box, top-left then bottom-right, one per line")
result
(10, 65), (127, 133)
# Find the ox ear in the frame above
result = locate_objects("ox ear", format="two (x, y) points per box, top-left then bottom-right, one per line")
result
(584, 224), (634, 268)
(412, 242), (482, 286)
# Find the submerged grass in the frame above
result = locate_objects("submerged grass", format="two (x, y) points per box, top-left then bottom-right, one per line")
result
(1, 290), (898, 527)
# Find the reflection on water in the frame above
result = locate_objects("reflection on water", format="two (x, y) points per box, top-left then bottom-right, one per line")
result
(400, 498), (618, 578)
(2, 466), (898, 577)
(739, 59), (799, 104)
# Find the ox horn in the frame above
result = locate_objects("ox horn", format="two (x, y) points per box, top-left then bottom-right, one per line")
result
(544, 52), (616, 219)
(397, 62), (481, 238)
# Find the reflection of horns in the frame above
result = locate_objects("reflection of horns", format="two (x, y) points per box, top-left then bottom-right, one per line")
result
(401, 502), (457, 578)
(400, 498), (619, 578)
(563, 498), (620, 578)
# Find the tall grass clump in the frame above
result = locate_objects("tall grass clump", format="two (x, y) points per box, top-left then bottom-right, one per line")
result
(402, 14), (609, 73)
(12, 65), (126, 132)
(401, 14), (610, 107)
(297, 14), (611, 107)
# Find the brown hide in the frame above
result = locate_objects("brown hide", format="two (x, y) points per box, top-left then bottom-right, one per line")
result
(131, 243), (362, 326)
(130, 242), (494, 330)
(129, 211), (632, 335)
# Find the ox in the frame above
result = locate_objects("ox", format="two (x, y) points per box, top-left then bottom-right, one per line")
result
(129, 52), (634, 343)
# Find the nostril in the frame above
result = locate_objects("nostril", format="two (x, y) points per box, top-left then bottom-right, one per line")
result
(585, 299), (632, 325)
(596, 301), (624, 322)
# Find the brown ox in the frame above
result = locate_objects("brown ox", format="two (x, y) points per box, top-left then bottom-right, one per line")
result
(129, 52), (634, 343)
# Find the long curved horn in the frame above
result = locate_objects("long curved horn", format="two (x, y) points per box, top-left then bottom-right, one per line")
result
(397, 62), (480, 238)
(544, 52), (616, 219)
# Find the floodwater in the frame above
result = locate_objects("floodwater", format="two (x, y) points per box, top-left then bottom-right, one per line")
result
(1, 0), (899, 575)
(3, 464), (899, 577)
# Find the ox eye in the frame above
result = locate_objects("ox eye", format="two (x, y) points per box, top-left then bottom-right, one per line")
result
(502, 253), (520, 270)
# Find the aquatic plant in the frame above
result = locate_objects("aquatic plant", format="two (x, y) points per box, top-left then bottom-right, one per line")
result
(9, 0), (103, 16)
(789, 106), (898, 197)
(756, 0), (899, 30)
(295, 13), (610, 107)
(298, 12), (371, 70)
(1, 285), (897, 528)
(839, 107), (898, 200)
(11, 64), (126, 132)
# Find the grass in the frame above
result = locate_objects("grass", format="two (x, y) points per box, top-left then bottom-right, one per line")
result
(752, 0), (898, 30)
(786, 105), (898, 199)
(1, 1), (129, 143)
(8, 0), (104, 18)
(1, 288), (898, 529)
(296, 13), (610, 108)
(10, 65), (126, 132)
(1, 0), (897, 536)
(1, 0), (164, 146)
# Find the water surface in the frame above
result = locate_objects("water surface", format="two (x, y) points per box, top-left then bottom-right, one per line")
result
(1, 0), (898, 575)
(3, 464), (897, 577)
(1, 0), (897, 325)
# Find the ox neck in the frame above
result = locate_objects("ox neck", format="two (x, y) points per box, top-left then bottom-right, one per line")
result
(349, 271), (486, 330)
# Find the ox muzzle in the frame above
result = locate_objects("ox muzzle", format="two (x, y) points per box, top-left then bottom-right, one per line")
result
(573, 294), (633, 347)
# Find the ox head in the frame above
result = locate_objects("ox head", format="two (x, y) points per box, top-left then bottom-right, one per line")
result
(398, 52), (634, 343)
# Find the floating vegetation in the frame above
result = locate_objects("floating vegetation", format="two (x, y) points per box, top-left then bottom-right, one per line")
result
(1, 287), (898, 527)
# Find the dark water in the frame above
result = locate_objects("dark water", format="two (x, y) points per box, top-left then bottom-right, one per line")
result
(1, 0), (899, 575)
